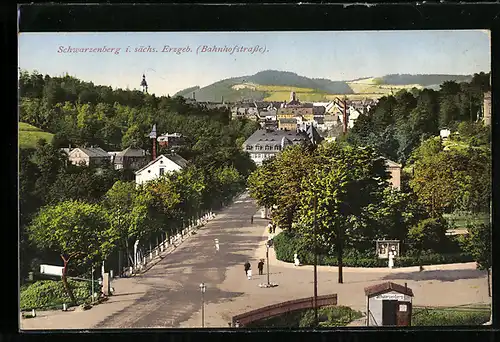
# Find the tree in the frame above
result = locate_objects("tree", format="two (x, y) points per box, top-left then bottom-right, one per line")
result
(297, 142), (390, 283)
(459, 222), (492, 296)
(28, 201), (118, 303)
(247, 158), (280, 210)
(407, 217), (448, 261)
(409, 134), (491, 216)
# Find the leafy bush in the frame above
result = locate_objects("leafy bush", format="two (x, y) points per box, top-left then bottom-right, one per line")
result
(412, 308), (490, 326)
(20, 279), (96, 311)
(274, 232), (473, 267)
(246, 305), (362, 328)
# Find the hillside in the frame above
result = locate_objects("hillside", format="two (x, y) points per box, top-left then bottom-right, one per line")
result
(175, 70), (353, 102)
(174, 70), (477, 103)
(19, 122), (54, 149)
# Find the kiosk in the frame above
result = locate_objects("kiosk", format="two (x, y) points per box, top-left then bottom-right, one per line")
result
(364, 282), (413, 326)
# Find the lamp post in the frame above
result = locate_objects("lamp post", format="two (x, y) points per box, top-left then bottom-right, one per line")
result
(266, 241), (271, 285)
(200, 282), (206, 327)
(313, 194), (318, 327)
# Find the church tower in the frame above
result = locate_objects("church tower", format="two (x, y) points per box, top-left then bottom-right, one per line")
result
(140, 74), (148, 93)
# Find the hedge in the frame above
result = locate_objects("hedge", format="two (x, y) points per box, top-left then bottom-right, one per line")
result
(245, 305), (363, 328)
(274, 232), (474, 268)
(20, 279), (98, 311)
(412, 308), (491, 326)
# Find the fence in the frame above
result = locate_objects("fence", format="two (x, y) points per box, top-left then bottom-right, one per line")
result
(231, 294), (338, 327)
(117, 211), (217, 277)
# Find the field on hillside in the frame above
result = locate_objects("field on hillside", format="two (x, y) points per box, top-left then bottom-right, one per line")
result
(19, 122), (54, 149)
(347, 77), (423, 94)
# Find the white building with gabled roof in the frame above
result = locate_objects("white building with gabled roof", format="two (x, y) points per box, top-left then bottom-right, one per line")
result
(134, 154), (189, 185)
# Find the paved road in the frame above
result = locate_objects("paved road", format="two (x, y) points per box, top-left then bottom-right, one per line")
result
(95, 192), (265, 328)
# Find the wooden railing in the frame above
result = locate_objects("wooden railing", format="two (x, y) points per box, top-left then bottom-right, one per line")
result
(232, 294), (338, 327)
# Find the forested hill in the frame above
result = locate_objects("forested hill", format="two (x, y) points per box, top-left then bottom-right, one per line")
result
(18, 70), (259, 155)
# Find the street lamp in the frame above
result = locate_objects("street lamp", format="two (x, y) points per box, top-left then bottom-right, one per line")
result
(266, 240), (271, 285)
(199, 282), (206, 327)
(313, 194), (318, 327)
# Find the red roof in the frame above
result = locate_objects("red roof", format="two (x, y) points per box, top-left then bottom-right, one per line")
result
(364, 282), (414, 297)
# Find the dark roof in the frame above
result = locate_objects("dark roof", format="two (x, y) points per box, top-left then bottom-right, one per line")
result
(243, 129), (308, 146)
(167, 153), (189, 168)
(279, 118), (297, 123)
(76, 147), (109, 158)
(304, 125), (323, 145)
(364, 282), (414, 297)
(314, 116), (325, 124)
(119, 147), (146, 157)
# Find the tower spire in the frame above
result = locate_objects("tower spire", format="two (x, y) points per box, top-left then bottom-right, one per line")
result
(141, 74), (148, 93)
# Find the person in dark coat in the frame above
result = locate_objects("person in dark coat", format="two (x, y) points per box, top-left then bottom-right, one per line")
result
(258, 259), (264, 275)
(250, 216), (254, 224)
(244, 261), (251, 276)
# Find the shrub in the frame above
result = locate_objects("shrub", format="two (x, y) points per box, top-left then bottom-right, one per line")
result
(274, 232), (473, 268)
(412, 308), (491, 326)
(20, 279), (95, 311)
(246, 305), (362, 328)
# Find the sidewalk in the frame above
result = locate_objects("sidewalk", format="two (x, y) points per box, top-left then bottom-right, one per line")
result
(269, 227), (478, 273)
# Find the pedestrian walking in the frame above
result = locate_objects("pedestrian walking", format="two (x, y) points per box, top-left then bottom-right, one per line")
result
(214, 238), (220, 252)
(258, 259), (264, 275)
(251, 216), (254, 224)
(247, 268), (252, 280)
(272, 223), (276, 234)
(244, 261), (251, 277)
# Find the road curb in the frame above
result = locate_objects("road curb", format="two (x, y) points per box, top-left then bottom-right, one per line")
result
(270, 229), (478, 273)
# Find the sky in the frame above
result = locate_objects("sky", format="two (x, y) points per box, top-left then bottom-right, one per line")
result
(18, 30), (490, 96)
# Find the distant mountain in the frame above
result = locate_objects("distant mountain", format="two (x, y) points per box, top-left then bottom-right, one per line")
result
(174, 70), (353, 102)
(174, 70), (478, 103)
(174, 86), (200, 98)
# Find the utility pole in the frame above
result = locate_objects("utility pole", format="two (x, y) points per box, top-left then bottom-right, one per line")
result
(342, 96), (348, 135)
(313, 194), (318, 326)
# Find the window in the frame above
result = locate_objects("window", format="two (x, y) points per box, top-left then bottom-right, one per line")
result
(159, 168), (165, 176)
(274, 145), (281, 150)
(265, 145), (271, 150)
(246, 145), (253, 150)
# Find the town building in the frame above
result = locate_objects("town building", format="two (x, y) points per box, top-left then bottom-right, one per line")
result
(67, 146), (110, 167)
(242, 129), (309, 166)
(384, 158), (402, 190)
(134, 153), (189, 185)
(242, 126), (322, 166)
(157, 132), (184, 149)
(108, 147), (148, 170)
(278, 117), (298, 131)
(483, 91), (491, 126)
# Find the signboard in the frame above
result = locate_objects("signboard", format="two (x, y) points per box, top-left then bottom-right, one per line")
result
(40, 264), (63, 276)
(374, 293), (405, 301)
(399, 304), (408, 312)
(376, 240), (400, 259)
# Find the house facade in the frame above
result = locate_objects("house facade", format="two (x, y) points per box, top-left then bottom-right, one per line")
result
(67, 147), (110, 167)
(384, 158), (402, 190)
(278, 117), (298, 131)
(134, 154), (189, 185)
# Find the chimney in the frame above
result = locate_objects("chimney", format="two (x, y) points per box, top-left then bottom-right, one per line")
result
(192, 92), (196, 100)
(405, 283), (407, 292)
